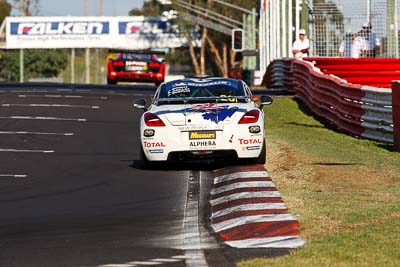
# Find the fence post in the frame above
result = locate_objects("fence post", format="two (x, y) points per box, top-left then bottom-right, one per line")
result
(392, 81), (400, 151)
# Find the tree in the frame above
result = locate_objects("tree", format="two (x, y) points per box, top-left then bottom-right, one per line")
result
(174, 0), (257, 77)
(129, 0), (169, 16)
(12, 0), (39, 16)
(0, 0), (12, 24)
(0, 0), (68, 82)
(0, 49), (68, 82)
(128, 0), (257, 77)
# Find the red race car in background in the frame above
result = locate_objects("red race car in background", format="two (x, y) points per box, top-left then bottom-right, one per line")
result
(107, 50), (166, 86)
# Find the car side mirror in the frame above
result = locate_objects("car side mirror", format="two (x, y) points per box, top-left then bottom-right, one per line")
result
(134, 98), (147, 111)
(259, 95), (273, 109)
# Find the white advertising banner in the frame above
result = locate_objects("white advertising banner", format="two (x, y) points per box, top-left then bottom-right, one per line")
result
(5, 16), (189, 49)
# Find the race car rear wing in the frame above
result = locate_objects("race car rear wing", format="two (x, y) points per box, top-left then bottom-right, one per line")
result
(108, 49), (166, 55)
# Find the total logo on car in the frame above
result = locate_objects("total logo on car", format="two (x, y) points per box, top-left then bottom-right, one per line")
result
(107, 49), (165, 86)
(133, 76), (273, 168)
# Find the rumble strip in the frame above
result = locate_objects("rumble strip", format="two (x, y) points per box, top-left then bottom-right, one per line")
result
(210, 165), (305, 248)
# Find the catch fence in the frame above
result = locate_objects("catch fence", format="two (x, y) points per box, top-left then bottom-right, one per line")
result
(310, 1), (399, 58)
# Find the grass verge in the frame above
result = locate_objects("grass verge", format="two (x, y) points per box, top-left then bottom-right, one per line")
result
(239, 97), (400, 267)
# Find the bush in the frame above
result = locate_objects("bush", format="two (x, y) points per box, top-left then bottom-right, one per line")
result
(0, 49), (68, 82)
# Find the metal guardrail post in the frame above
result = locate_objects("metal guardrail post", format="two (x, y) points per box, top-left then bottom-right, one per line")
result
(392, 81), (400, 151)
(19, 49), (24, 83)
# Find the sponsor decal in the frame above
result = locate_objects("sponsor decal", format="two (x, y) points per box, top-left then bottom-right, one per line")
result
(229, 134), (234, 143)
(246, 146), (261, 150)
(192, 104), (237, 123)
(171, 81), (232, 88)
(238, 138), (262, 145)
(125, 61), (147, 66)
(149, 149), (164, 154)
(143, 141), (166, 148)
(189, 131), (216, 140)
(178, 125), (224, 131)
(190, 141), (216, 147)
(168, 86), (191, 97)
(119, 20), (168, 34)
(11, 22), (109, 35)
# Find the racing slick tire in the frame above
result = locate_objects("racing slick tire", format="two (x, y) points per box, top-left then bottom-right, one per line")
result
(139, 146), (150, 169)
(246, 141), (266, 165)
(107, 78), (117, 85)
(256, 141), (267, 164)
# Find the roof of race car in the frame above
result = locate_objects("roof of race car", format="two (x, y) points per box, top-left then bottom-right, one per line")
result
(157, 77), (246, 100)
(164, 77), (241, 87)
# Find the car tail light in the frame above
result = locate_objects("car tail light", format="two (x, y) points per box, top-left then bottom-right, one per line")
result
(148, 62), (160, 68)
(238, 109), (260, 124)
(144, 112), (165, 127)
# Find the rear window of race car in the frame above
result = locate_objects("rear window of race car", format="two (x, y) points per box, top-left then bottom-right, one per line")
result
(118, 53), (159, 62)
(157, 80), (246, 102)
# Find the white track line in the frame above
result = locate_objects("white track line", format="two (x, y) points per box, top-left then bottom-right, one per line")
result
(211, 203), (287, 219)
(95, 255), (187, 267)
(124, 261), (161, 265)
(0, 116), (86, 122)
(212, 214), (297, 232)
(97, 264), (135, 267)
(211, 181), (275, 195)
(0, 149), (54, 153)
(0, 131), (74, 136)
(214, 171), (269, 184)
(10, 90), (49, 93)
(2, 104), (99, 109)
(18, 94), (108, 99)
(225, 236), (305, 249)
(183, 171), (208, 267)
(0, 174), (28, 178)
(151, 258), (182, 263)
(210, 191), (281, 206)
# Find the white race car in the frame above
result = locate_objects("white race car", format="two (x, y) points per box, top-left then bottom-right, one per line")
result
(134, 77), (273, 168)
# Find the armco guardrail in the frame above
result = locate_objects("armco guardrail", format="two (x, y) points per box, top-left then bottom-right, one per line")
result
(393, 81), (400, 150)
(305, 58), (400, 88)
(263, 58), (395, 144)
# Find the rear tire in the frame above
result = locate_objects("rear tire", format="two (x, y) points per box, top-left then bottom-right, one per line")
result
(139, 146), (150, 169)
(107, 78), (117, 85)
(246, 140), (266, 165)
(256, 141), (266, 164)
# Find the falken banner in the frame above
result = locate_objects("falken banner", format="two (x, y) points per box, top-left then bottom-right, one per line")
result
(5, 16), (189, 49)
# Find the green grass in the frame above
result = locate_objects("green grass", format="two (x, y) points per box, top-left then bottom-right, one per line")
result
(239, 98), (400, 267)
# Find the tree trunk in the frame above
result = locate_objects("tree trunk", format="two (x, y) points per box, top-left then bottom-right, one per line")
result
(222, 43), (228, 77)
(206, 35), (225, 76)
(200, 27), (208, 75)
(230, 49), (243, 68)
(184, 31), (201, 75)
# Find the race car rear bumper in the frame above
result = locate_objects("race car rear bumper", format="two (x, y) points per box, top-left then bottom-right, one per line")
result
(108, 71), (164, 83)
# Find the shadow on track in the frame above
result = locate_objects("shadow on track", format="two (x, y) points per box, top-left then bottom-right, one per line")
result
(130, 159), (248, 172)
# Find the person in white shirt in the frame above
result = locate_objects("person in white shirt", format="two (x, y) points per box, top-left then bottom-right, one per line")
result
(339, 32), (362, 58)
(359, 22), (381, 57)
(292, 29), (310, 59)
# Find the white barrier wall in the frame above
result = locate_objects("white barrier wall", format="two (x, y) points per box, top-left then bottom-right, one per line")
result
(4, 16), (191, 49)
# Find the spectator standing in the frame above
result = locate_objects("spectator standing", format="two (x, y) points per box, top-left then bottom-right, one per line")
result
(339, 32), (362, 58)
(292, 29), (310, 59)
(359, 22), (381, 57)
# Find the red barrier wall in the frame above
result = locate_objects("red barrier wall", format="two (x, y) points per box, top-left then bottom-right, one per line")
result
(393, 81), (400, 150)
(305, 58), (400, 88)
